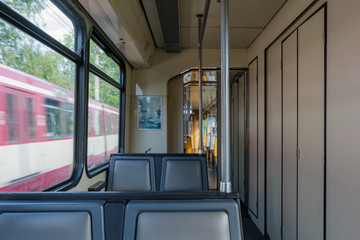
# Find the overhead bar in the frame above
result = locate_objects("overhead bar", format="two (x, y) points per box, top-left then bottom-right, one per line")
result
(196, 0), (211, 154)
(219, 0), (232, 193)
(199, 0), (211, 44)
(197, 14), (204, 154)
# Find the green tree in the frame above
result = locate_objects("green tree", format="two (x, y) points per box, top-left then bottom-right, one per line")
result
(0, 0), (75, 91)
(89, 39), (120, 108)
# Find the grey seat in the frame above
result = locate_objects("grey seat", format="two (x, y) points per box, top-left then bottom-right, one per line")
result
(0, 201), (105, 240)
(108, 156), (156, 191)
(123, 199), (242, 240)
(160, 156), (208, 191)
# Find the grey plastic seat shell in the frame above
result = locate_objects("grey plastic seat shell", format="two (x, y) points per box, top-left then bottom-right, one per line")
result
(123, 199), (242, 240)
(0, 201), (105, 240)
(160, 157), (208, 191)
(107, 156), (156, 191)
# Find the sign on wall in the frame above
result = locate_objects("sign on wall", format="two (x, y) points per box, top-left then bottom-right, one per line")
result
(137, 96), (162, 130)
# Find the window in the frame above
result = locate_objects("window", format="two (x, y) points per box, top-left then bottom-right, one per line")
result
(0, 0), (125, 189)
(87, 37), (122, 172)
(90, 39), (120, 82)
(0, 1), (76, 191)
(1, 0), (75, 50)
(87, 72), (120, 170)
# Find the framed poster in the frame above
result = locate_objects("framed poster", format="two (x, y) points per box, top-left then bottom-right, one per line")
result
(137, 96), (162, 130)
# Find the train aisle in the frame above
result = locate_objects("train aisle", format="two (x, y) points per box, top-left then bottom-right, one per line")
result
(242, 214), (266, 240)
(208, 166), (265, 240)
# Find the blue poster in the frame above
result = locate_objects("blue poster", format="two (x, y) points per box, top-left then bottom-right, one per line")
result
(137, 96), (162, 130)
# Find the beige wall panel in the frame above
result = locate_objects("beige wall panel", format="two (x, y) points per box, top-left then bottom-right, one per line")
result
(238, 74), (246, 202)
(247, 0), (325, 235)
(131, 49), (247, 153)
(298, 9), (324, 240)
(248, 0), (360, 238)
(266, 41), (282, 240)
(167, 76), (184, 153)
(327, 0), (360, 239)
(70, 170), (106, 192)
(231, 81), (239, 191)
(282, 30), (298, 240)
(124, 63), (134, 153)
(248, 59), (258, 216)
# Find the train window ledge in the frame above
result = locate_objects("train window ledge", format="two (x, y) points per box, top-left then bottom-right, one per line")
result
(86, 162), (109, 178)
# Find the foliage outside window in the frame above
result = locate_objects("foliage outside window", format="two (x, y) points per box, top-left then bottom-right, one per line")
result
(1, 0), (75, 50)
(90, 39), (120, 83)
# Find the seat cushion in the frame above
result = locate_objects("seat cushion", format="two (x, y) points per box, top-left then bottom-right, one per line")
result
(113, 160), (151, 191)
(163, 160), (203, 191)
(123, 200), (242, 240)
(136, 211), (230, 240)
(0, 212), (92, 240)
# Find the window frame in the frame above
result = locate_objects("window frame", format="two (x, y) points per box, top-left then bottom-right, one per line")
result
(0, 0), (127, 190)
(0, 0), (84, 191)
(85, 33), (125, 178)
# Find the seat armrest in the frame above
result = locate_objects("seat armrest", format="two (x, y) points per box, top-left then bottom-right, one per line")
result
(88, 181), (107, 191)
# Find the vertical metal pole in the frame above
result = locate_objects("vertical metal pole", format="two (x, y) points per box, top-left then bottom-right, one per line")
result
(220, 0), (232, 193)
(197, 14), (204, 154)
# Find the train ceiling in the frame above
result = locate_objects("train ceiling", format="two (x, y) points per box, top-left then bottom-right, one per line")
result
(143, 0), (287, 52)
(78, 0), (286, 68)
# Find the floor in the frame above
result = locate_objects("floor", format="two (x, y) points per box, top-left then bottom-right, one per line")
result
(207, 167), (218, 189)
(207, 166), (266, 240)
(241, 211), (266, 240)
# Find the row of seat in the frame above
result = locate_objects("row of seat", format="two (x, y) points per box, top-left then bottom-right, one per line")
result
(107, 154), (208, 191)
(0, 193), (243, 240)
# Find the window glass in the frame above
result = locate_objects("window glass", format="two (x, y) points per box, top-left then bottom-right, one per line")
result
(107, 113), (112, 134)
(63, 102), (73, 137)
(88, 111), (92, 136)
(87, 73), (120, 170)
(6, 94), (20, 142)
(24, 97), (36, 140)
(0, 19), (75, 90)
(1, 0), (75, 50)
(90, 39), (120, 82)
(45, 98), (61, 139)
(0, 17), (75, 191)
(93, 109), (101, 136)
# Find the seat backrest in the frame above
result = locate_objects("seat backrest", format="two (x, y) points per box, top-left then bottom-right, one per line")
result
(160, 156), (208, 191)
(107, 156), (156, 191)
(0, 200), (105, 240)
(123, 199), (242, 240)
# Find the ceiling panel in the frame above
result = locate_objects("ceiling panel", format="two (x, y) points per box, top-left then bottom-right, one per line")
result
(181, 27), (263, 49)
(228, 0), (286, 27)
(181, 0), (286, 27)
(179, 0), (286, 49)
(141, 0), (287, 51)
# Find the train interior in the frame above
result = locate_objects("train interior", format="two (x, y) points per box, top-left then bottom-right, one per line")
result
(1, 0), (360, 239)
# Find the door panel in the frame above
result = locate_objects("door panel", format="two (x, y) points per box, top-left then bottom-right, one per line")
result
(298, 9), (324, 240)
(231, 81), (239, 191)
(248, 59), (258, 216)
(238, 74), (246, 202)
(282, 30), (298, 240)
(266, 41), (282, 240)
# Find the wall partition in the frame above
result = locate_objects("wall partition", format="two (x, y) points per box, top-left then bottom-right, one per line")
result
(265, 6), (326, 240)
